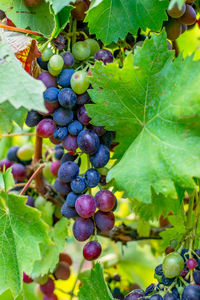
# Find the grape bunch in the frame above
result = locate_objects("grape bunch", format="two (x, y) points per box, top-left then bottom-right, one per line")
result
(165, 1), (196, 41)
(23, 252), (72, 300)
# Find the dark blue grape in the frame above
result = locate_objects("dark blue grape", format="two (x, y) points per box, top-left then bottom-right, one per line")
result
(194, 249), (200, 257)
(57, 69), (75, 88)
(145, 284), (155, 296)
(70, 176), (86, 193)
(172, 288), (179, 298)
(54, 178), (71, 194)
(193, 270), (200, 284)
(155, 265), (163, 276)
(61, 153), (78, 164)
(94, 49), (113, 64)
(77, 129), (100, 154)
(76, 92), (90, 105)
(150, 295), (163, 300)
(112, 287), (121, 298)
(26, 196), (35, 207)
(164, 293), (178, 300)
(58, 161), (79, 183)
(7, 146), (20, 162)
(85, 168), (100, 188)
(73, 217), (94, 241)
(53, 108), (73, 126)
(68, 120), (83, 136)
(55, 145), (64, 150)
(43, 87), (59, 102)
(100, 131), (114, 148)
(90, 144), (110, 168)
(54, 148), (64, 160)
(25, 110), (43, 127)
(62, 51), (74, 67)
(124, 289), (145, 300)
(161, 275), (174, 286)
(61, 202), (78, 218)
(66, 192), (79, 207)
(37, 57), (48, 70)
(181, 248), (189, 261)
(182, 285), (200, 300)
(58, 88), (77, 109)
(53, 126), (68, 141)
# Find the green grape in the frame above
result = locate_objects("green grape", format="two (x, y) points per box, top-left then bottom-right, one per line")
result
(48, 54), (64, 71)
(17, 144), (34, 161)
(85, 39), (100, 56)
(167, 3), (186, 18)
(35, 196), (46, 209)
(72, 41), (91, 61)
(98, 167), (109, 176)
(54, 205), (62, 219)
(41, 48), (53, 62)
(163, 252), (184, 278)
(70, 70), (90, 94)
(43, 162), (54, 181)
(48, 63), (61, 76)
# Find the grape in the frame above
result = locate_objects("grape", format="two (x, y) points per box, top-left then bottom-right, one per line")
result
(54, 261), (70, 280)
(48, 54), (64, 72)
(54, 179), (71, 195)
(54, 148), (64, 160)
(180, 248), (189, 260)
(95, 190), (116, 212)
(145, 284), (155, 296)
(58, 161), (79, 183)
(43, 87), (59, 102)
(53, 107), (73, 126)
(49, 136), (61, 145)
(150, 295), (163, 300)
(180, 269), (188, 277)
(187, 258), (197, 269)
(94, 49), (113, 64)
(167, 3), (186, 18)
(112, 287), (121, 298)
(124, 289), (145, 300)
(113, 274), (121, 282)
(62, 51), (74, 67)
(62, 135), (78, 151)
(72, 41), (91, 61)
(163, 294), (177, 300)
(92, 126), (106, 137)
(61, 153), (78, 164)
(35, 196), (46, 209)
(36, 119), (55, 138)
(40, 277), (55, 296)
(59, 252), (73, 266)
(0, 158), (13, 171)
(77, 129), (100, 154)
(71, 0), (90, 20)
(77, 105), (91, 125)
(43, 294), (58, 300)
(53, 126), (68, 141)
(42, 48), (53, 62)
(182, 285), (200, 300)
(100, 131), (114, 147)
(53, 34), (66, 50)
(7, 146), (19, 162)
(85, 168), (100, 188)
(44, 101), (59, 114)
(24, 0), (43, 7)
(73, 217), (94, 241)
(68, 120), (83, 136)
(95, 211), (115, 231)
(17, 145), (34, 161)
(48, 65), (61, 77)
(71, 70), (90, 94)
(165, 246), (174, 255)
(112, 198), (118, 211)
(12, 163), (27, 181)
(90, 144), (110, 168)
(61, 202), (78, 218)
(161, 274), (174, 286)
(66, 192), (79, 207)
(83, 241), (102, 261)
(37, 72), (57, 88)
(57, 69), (75, 88)
(0, 10), (6, 20)
(50, 160), (61, 177)
(26, 196), (35, 207)
(76, 92), (90, 105)
(75, 194), (96, 218)
(162, 252), (184, 278)
(70, 176), (86, 193)
(165, 19), (182, 41)
(23, 272), (33, 283)
(181, 24), (187, 34)
(37, 57), (48, 70)
(25, 110), (43, 127)
(85, 39), (100, 56)
(193, 270), (200, 284)
(58, 88), (77, 108)
(180, 4), (196, 25)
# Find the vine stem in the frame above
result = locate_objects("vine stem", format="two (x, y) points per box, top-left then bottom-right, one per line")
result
(70, 258), (85, 300)
(1, 132), (35, 138)
(0, 24), (43, 36)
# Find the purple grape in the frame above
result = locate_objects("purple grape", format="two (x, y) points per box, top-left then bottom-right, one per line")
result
(53, 34), (66, 50)
(76, 92), (90, 105)
(94, 49), (113, 64)
(92, 126), (106, 136)
(25, 110), (43, 127)
(0, 158), (13, 171)
(26, 196), (35, 207)
(7, 146), (20, 162)
(44, 101), (59, 114)
(54, 148), (64, 160)
(73, 217), (94, 241)
(36, 119), (55, 138)
(75, 194), (96, 218)
(58, 161), (79, 183)
(85, 168), (100, 188)
(150, 295), (163, 300)
(62, 51), (74, 67)
(12, 163), (27, 181)
(83, 241), (102, 261)
(90, 144), (110, 168)
(77, 105), (91, 125)
(77, 129), (100, 154)
(62, 135), (78, 151)
(94, 211), (115, 231)
(50, 160), (61, 177)
(40, 277), (55, 296)
(54, 178), (71, 195)
(53, 108), (73, 126)
(61, 153), (78, 164)
(164, 294), (177, 300)
(66, 192), (79, 207)
(193, 270), (200, 284)
(145, 284), (155, 296)
(68, 120), (83, 136)
(124, 289), (145, 300)
(70, 176), (86, 193)
(37, 72), (57, 88)
(95, 189), (116, 212)
(53, 126), (68, 141)
(182, 285), (200, 300)
(43, 87), (59, 102)
(61, 201), (78, 218)
(37, 57), (48, 70)
(57, 70), (75, 88)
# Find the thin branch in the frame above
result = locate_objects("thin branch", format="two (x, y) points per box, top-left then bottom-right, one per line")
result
(1, 132), (35, 138)
(20, 164), (45, 196)
(172, 40), (179, 57)
(0, 24), (43, 36)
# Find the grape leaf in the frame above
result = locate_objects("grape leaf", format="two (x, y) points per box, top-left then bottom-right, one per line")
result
(0, 34), (46, 112)
(87, 31), (200, 203)
(85, 0), (168, 45)
(31, 218), (68, 278)
(52, 6), (73, 38)
(0, 0), (54, 37)
(78, 263), (114, 300)
(48, 0), (76, 14)
(0, 191), (50, 297)
(169, 0), (185, 9)
(0, 168), (14, 193)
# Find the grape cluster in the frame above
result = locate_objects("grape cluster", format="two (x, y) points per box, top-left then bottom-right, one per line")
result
(165, 1), (196, 41)
(23, 252), (72, 300)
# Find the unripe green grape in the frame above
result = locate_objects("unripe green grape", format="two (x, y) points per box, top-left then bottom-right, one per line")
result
(48, 64), (61, 76)
(42, 48), (54, 62)
(17, 144), (34, 161)
(163, 252), (184, 278)
(84, 39), (100, 56)
(48, 54), (64, 71)
(70, 70), (90, 94)
(43, 162), (54, 181)
(72, 41), (91, 61)
(54, 206), (62, 219)
(35, 196), (46, 209)
(167, 3), (186, 18)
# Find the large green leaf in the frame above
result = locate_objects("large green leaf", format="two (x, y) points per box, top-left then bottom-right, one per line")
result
(85, 0), (168, 45)
(0, 191), (50, 297)
(87, 31), (200, 203)
(52, 6), (73, 38)
(48, 0), (76, 14)
(78, 263), (114, 300)
(0, 0), (54, 37)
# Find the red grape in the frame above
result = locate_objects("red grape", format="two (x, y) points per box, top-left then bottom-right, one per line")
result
(0, 158), (13, 171)
(95, 189), (116, 212)
(54, 261), (70, 280)
(95, 211), (115, 231)
(40, 277), (55, 296)
(59, 253), (73, 266)
(73, 217), (94, 241)
(50, 160), (61, 177)
(181, 4), (196, 25)
(75, 194), (96, 218)
(36, 119), (56, 138)
(62, 135), (78, 151)
(83, 241), (102, 261)
(187, 258), (197, 269)
(12, 163), (27, 181)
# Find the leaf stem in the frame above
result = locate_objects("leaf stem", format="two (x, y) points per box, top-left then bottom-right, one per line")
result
(0, 24), (43, 36)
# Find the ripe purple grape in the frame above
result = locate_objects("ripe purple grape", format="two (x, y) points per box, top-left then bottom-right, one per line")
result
(73, 217), (94, 241)
(76, 92), (90, 105)
(94, 49), (113, 64)
(58, 161), (79, 183)
(182, 285), (200, 300)
(37, 72), (57, 88)
(77, 105), (91, 125)
(57, 70), (75, 88)
(50, 160), (61, 177)
(150, 295), (163, 300)
(90, 144), (110, 168)
(92, 126), (106, 136)
(187, 258), (197, 269)
(25, 110), (43, 127)
(85, 168), (100, 188)
(62, 51), (74, 67)
(54, 179), (71, 195)
(53, 108), (73, 126)
(61, 202), (78, 218)
(26, 196), (35, 207)
(83, 241), (102, 261)
(66, 192), (79, 207)
(61, 153), (78, 164)
(94, 211), (115, 231)
(68, 120), (83, 136)
(75, 194), (96, 218)
(53, 126), (68, 141)
(95, 189), (116, 212)
(164, 293), (177, 300)
(70, 176), (86, 193)
(37, 57), (48, 70)
(7, 146), (20, 162)
(193, 270), (200, 284)
(62, 135), (78, 151)
(43, 87), (59, 103)
(77, 129), (100, 154)
(0, 158), (13, 171)
(12, 163), (27, 181)
(36, 119), (55, 138)
(54, 261), (70, 280)
(40, 277), (55, 296)
(124, 289), (145, 300)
